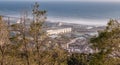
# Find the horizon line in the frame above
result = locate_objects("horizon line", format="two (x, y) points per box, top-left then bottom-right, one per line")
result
(1, 0), (120, 3)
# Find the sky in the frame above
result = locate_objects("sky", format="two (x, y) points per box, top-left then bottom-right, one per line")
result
(1, 0), (120, 2)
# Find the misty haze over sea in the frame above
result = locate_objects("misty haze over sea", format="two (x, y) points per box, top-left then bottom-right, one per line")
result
(0, 1), (120, 25)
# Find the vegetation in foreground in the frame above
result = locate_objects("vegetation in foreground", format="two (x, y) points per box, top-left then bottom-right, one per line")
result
(0, 2), (120, 65)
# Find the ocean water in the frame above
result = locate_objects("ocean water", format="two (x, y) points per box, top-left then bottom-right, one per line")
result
(0, 1), (120, 25)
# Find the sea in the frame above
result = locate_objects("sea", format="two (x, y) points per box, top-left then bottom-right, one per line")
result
(0, 1), (120, 25)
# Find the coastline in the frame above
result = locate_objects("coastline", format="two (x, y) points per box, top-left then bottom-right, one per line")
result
(1, 14), (108, 26)
(47, 17), (108, 26)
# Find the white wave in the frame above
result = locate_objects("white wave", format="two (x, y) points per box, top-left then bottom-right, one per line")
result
(47, 17), (109, 26)
(1, 14), (109, 26)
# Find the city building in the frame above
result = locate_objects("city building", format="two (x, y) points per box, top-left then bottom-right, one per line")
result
(46, 27), (72, 35)
(67, 36), (93, 54)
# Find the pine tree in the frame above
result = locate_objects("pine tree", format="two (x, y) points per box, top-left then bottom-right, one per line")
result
(90, 19), (120, 65)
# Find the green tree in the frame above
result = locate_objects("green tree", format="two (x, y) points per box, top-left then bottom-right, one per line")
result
(67, 53), (88, 65)
(90, 19), (120, 65)
(29, 2), (47, 65)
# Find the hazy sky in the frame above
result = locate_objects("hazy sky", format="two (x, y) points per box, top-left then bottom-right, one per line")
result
(1, 0), (120, 2)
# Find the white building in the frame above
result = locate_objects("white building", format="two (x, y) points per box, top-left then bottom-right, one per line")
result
(46, 27), (72, 35)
